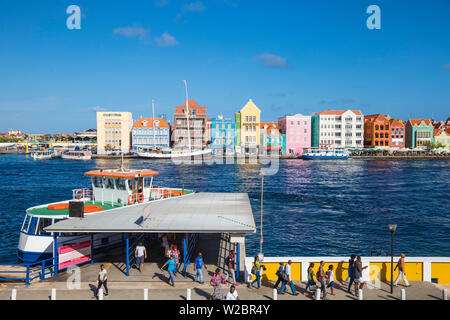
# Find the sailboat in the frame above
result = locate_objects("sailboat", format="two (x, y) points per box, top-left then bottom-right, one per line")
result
(137, 81), (212, 159)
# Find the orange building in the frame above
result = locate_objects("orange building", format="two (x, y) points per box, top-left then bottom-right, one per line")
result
(364, 114), (390, 148)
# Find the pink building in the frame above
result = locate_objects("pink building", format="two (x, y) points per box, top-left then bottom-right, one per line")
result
(278, 114), (311, 155)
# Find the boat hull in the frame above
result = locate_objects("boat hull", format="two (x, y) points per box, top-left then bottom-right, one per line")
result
(61, 154), (92, 160)
(302, 155), (349, 160)
(137, 149), (212, 159)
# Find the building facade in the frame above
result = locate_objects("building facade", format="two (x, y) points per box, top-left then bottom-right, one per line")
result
(311, 110), (364, 148)
(433, 128), (450, 148)
(389, 118), (405, 148)
(235, 99), (261, 155)
(259, 122), (283, 155)
(96, 112), (133, 154)
(364, 114), (390, 148)
(278, 114), (311, 155)
(131, 118), (170, 150)
(172, 99), (208, 150)
(405, 119), (434, 148)
(211, 115), (235, 155)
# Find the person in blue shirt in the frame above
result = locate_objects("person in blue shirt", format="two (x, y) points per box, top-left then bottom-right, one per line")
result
(194, 252), (207, 284)
(347, 254), (356, 293)
(161, 255), (176, 287)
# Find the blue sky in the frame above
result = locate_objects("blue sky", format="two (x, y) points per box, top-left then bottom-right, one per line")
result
(0, 0), (449, 133)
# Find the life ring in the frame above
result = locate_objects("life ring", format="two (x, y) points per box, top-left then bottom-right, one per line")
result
(128, 194), (136, 205)
(137, 193), (144, 203)
(75, 189), (83, 199)
(163, 189), (170, 198)
(85, 189), (93, 198)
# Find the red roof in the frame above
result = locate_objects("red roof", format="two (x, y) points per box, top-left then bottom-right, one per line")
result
(133, 118), (169, 128)
(389, 118), (404, 127)
(408, 119), (433, 126)
(260, 122), (280, 135)
(365, 114), (389, 123)
(175, 99), (206, 116)
(314, 110), (362, 116)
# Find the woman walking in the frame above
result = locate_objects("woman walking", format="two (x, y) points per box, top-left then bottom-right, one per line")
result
(304, 262), (316, 295)
(160, 255), (176, 287)
(249, 256), (262, 289)
(210, 268), (227, 300)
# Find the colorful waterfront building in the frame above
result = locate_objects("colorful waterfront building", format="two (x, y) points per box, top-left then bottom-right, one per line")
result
(311, 110), (364, 148)
(211, 115), (235, 155)
(172, 99), (208, 150)
(131, 117), (170, 151)
(278, 114), (311, 155)
(259, 122), (283, 155)
(405, 119), (434, 148)
(388, 118), (405, 148)
(96, 111), (133, 154)
(235, 99), (261, 155)
(433, 128), (450, 148)
(364, 114), (390, 148)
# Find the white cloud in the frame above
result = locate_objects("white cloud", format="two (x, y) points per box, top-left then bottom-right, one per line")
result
(155, 32), (179, 47)
(183, 1), (205, 12)
(253, 53), (292, 69)
(113, 26), (148, 39)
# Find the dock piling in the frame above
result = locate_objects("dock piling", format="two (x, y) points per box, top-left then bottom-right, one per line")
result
(401, 289), (406, 300)
(98, 288), (104, 300)
(358, 289), (363, 300)
(11, 289), (17, 300)
(51, 288), (56, 300)
(315, 288), (321, 300)
(272, 288), (277, 300)
(144, 288), (148, 300)
(186, 288), (191, 300)
(443, 288), (448, 300)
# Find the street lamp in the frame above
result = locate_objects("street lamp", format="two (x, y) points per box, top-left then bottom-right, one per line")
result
(388, 223), (397, 294)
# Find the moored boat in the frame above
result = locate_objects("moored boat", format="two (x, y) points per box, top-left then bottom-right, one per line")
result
(31, 150), (53, 160)
(61, 150), (92, 160)
(302, 147), (349, 160)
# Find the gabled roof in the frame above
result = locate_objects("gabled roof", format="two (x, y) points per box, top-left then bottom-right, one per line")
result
(133, 118), (169, 128)
(434, 128), (450, 136)
(314, 109), (362, 116)
(260, 122), (280, 135)
(408, 119), (433, 127)
(240, 99), (261, 113)
(365, 114), (389, 122)
(175, 99), (207, 115)
(389, 118), (404, 127)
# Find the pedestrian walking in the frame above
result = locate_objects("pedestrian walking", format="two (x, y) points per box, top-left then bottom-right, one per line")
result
(344, 257), (353, 283)
(226, 285), (240, 300)
(210, 268), (227, 300)
(161, 255), (176, 287)
(225, 250), (238, 286)
(135, 241), (147, 273)
(96, 264), (108, 297)
(327, 265), (335, 296)
(317, 261), (327, 299)
(194, 252), (207, 284)
(273, 263), (284, 289)
(347, 254), (356, 293)
(279, 260), (298, 295)
(394, 253), (410, 287)
(170, 245), (180, 274)
(249, 256), (262, 289)
(304, 262), (316, 294)
(353, 256), (368, 296)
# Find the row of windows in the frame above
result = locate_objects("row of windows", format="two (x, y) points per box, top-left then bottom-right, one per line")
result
(245, 136), (257, 142)
(105, 129), (121, 134)
(321, 132), (362, 137)
(104, 120), (122, 125)
(133, 138), (169, 144)
(215, 124), (233, 129)
(245, 116), (257, 122)
(374, 125), (391, 130)
(320, 116), (362, 122)
(320, 140), (363, 145)
(105, 138), (122, 143)
(133, 128), (169, 135)
(416, 131), (432, 138)
(213, 138), (234, 145)
(321, 124), (362, 129)
(245, 126), (257, 132)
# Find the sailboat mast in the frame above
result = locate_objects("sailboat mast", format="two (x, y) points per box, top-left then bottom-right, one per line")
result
(152, 99), (156, 148)
(183, 80), (192, 151)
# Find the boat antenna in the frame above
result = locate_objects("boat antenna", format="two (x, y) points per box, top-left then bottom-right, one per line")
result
(152, 99), (156, 148)
(183, 80), (192, 152)
(259, 172), (264, 258)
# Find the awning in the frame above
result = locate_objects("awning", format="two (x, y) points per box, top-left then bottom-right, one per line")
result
(45, 192), (256, 234)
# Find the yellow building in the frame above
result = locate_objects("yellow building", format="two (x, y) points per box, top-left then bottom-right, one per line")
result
(96, 112), (133, 154)
(235, 99), (261, 155)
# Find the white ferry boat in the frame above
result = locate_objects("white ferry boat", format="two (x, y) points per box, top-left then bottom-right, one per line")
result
(31, 150), (53, 160)
(61, 150), (92, 160)
(137, 147), (212, 159)
(302, 147), (349, 160)
(17, 168), (193, 263)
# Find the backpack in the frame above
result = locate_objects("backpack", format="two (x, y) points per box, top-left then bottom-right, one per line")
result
(251, 266), (256, 275)
(316, 269), (323, 281)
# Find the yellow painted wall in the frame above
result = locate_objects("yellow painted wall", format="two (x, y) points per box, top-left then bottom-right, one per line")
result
(369, 262), (423, 281)
(431, 263), (450, 284)
(239, 99), (261, 147)
(252, 262), (301, 281)
(309, 262), (350, 281)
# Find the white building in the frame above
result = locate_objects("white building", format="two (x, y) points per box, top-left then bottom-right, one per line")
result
(96, 112), (133, 154)
(312, 110), (364, 148)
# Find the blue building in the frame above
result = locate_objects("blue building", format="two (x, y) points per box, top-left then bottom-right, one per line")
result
(211, 115), (235, 155)
(132, 118), (170, 150)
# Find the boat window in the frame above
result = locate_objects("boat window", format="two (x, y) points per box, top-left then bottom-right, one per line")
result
(37, 218), (52, 235)
(21, 215), (31, 233)
(115, 178), (127, 190)
(128, 179), (133, 190)
(144, 177), (152, 188)
(27, 217), (38, 235)
(92, 176), (103, 188)
(103, 177), (115, 189)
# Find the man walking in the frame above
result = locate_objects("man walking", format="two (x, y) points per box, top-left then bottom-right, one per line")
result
(353, 256), (368, 296)
(225, 250), (238, 286)
(317, 261), (327, 299)
(96, 264), (108, 298)
(279, 260), (298, 295)
(347, 254), (356, 293)
(394, 253), (410, 287)
(194, 252), (207, 284)
(273, 263), (284, 289)
(135, 241), (147, 273)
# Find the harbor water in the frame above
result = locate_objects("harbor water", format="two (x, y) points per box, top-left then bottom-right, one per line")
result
(0, 154), (449, 263)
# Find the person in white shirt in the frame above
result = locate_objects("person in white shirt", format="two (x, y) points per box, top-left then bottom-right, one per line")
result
(135, 242), (147, 272)
(326, 265), (335, 296)
(226, 285), (239, 300)
(279, 260), (298, 295)
(96, 264), (108, 297)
